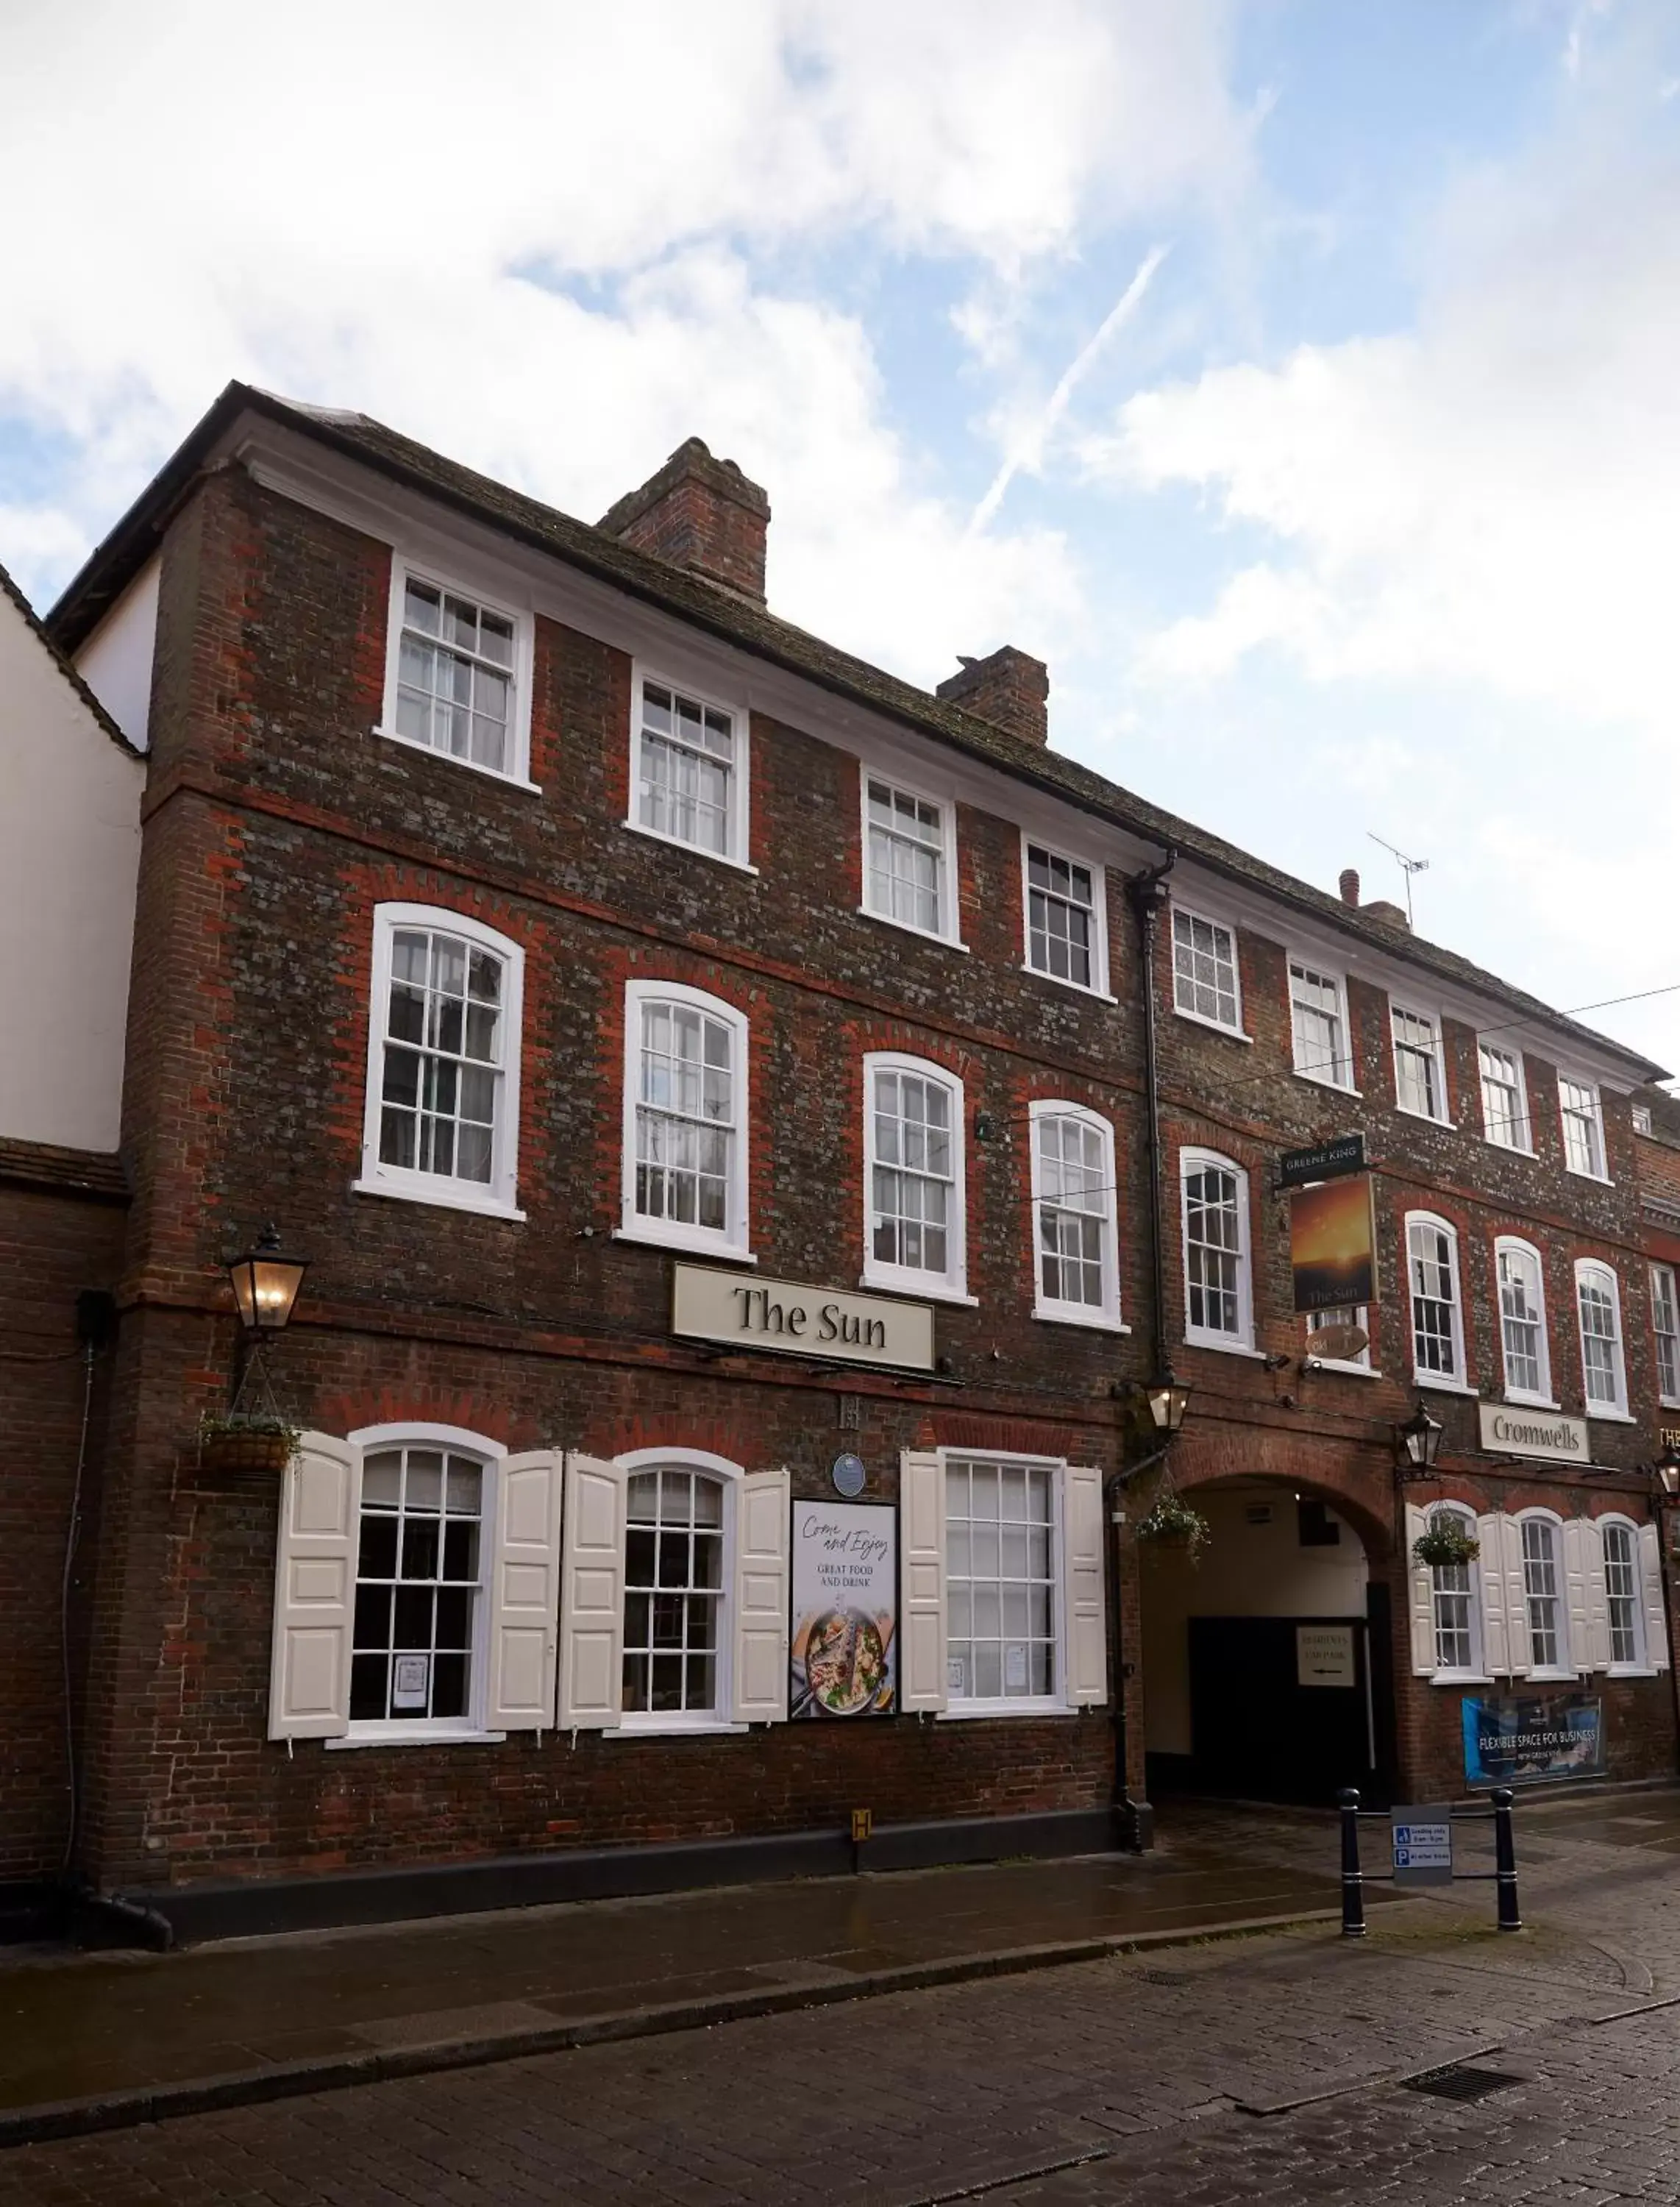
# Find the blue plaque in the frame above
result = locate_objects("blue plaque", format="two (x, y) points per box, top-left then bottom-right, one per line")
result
(831, 1452), (866, 1498)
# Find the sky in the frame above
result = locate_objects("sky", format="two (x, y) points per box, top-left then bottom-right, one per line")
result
(4, 0), (1678, 1069)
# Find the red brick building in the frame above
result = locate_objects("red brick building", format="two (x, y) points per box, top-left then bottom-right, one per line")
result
(8, 383), (1675, 1938)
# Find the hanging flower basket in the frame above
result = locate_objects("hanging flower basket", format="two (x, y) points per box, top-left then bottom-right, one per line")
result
(199, 1416), (298, 1477)
(1136, 1488), (1211, 1561)
(1413, 1519), (1480, 1569)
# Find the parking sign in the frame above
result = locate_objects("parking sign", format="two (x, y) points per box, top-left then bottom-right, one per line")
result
(1390, 1804), (1453, 1886)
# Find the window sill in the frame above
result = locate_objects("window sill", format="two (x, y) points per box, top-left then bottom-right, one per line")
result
(1526, 1668), (1580, 1684)
(1587, 1407), (1637, 1424)
(352, 1176), (526, 1223)
(1431, 1672), (1494, 1688)
(856, 906), (969, 954)
(859, 1269), (977, 1307)
(1292, 1071), (1362, 1098)
(327, 1727), (509, 1750)
(620, 817), (759, 875)
(1503, 1395), (1562, 1412)
(613, 1226), (755, 1265)
(1484, 1135), (1535, 1158)
(604, 1719), (751, 1739)
(1033, 1308), (1131, 1335)
(1606, 1664), (1659, 1680)
(938, 1700), (1080, 1721)
(1662, 1397), (1680, 1412)
(1019, 962), (1116, 1004)
(1396, 1103), (1455, 1131)
(374, 725), (541, 795)
(1415, 1374), (1476, 1396)
(1303, 1357), (1381, 1379)
(1172, 1005), (1252, 1044)
(1563, 1166), (1614, 1187)
(1184, 1334), (1266, 1360)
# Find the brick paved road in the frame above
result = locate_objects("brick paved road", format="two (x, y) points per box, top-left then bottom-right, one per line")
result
(7, 1798), (1680, 2206)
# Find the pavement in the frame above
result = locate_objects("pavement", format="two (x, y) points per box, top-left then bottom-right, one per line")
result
(0, 1808), (1363, 2144)
(4, 1788), (1680, 2203)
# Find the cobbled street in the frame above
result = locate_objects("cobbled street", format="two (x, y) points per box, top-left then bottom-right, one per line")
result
(9, 1795), (1680, 2206)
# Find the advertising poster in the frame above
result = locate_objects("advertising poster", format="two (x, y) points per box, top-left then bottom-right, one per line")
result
(1290, 1173), (1377, 1313)
(789, 1500), (897, 1719)
(1462, 1693), (1605, 1785)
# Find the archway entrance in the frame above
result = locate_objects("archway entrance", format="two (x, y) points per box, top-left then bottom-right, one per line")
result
(1139, 1476), (1397, 1806)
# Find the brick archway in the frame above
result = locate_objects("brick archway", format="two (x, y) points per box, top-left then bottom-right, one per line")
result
(1167, 1426), (1396, 1563)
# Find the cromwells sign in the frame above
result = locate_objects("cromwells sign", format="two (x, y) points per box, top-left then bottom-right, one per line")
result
(1478, 1403), (1590, 1466)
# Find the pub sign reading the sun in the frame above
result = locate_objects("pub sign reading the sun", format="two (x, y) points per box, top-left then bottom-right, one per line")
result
(1289, 1173), (1378, 1313)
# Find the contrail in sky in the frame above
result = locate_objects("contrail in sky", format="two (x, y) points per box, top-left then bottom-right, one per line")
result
(967, 243), (1170, 537)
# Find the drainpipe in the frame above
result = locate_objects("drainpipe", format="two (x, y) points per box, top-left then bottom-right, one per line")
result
(1108, 851), (1177, 1855)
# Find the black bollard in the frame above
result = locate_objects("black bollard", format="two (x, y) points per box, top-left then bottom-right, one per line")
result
(1338, 1786), (1366, 1938)
(1492, 1787), (1523, 1932)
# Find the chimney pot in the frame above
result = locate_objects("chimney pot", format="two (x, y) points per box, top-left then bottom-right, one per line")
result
(1339, 868), (1360, 907)
(599, 437), (771, 603)
(936, 645), (1050, 747)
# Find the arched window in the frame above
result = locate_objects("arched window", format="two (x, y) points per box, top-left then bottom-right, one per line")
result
(1516, 1510), (1570, 1677)
(1181, 1149), (1253, 1349)
(1029, 1103), (1122, 1330)
(1406, 1213), (1465, 1386)
(359, 905), (524, 1217)
(863, 1053), (969, 1301)
(622, 981), (750, 1257)
(1495, 1237), (1552, 1405)
(1599, 1515), (1646, 1671)
(1425, 1504), (1482, 1677)
(1576, 1261), (1629, 1417)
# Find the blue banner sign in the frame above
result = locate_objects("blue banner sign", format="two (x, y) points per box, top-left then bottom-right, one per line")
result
(1462, 1693), (1604, 1786)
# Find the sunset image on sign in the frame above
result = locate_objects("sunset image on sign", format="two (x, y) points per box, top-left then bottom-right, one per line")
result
(1290, 1173), (1376, 1313)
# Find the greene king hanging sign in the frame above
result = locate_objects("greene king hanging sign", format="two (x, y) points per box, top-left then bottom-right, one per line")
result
(672, 1265), (934, 1371)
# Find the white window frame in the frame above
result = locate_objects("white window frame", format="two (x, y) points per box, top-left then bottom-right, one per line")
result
(939, 1449), (1075, 1720)
(355, 903), (526, 1220)
(1575, 1259), (1631, 1420)
(1391, 1003), (1450, 1124)
(1406, 1211), (1470, 1393)
(1598, 1513), (1651, 1676)
(1168, 903), (1250, 1039)
(1559, 1073), (1609, 1182)
(619, 981), (752, 1262)
(1019, 834), (1111, 998)
(1179, 1146), (1256, 1354)
(1028, 1101), (1125, 1333)
(624, 662), (755, 873)
(1478, 1040), (1532, 1154)
(611, 1447), (746, 1738)
(377, 555), (537, 792)
(1515, 1508), (1573, 1680)
(1634, 1104), (1654, 1137)
(858, 767), (965, 948)
(1425, 1501), (1486, 1683)
(1494, 1236), (1556, 1408)
(1652, 1262), (1680, 1407)
(1287, 958), (1358, 1092)
(1303, 1304), (1376, 1376)
(332, 1422), (508, 1749)
(861, 1051), (973, 1304)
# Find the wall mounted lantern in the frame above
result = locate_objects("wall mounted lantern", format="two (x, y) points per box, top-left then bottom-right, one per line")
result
(227, 1224), (308, 1336)
(1395, 1400), (1444, 1477)
(1144, 1373), (1192, 1435)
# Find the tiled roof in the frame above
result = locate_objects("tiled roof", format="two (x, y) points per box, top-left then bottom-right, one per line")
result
(0, 555), (141, 761)
(46, 381), (1667, 1082)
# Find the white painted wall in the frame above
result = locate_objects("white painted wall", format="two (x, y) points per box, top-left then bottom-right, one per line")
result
(0, 583), (143, 1151)
(1140, 1485), (1370, 1757)
(74, 556), (159, 752)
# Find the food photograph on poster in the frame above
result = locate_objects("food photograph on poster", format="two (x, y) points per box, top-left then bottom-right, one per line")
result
(789, 1499), (898, 1718)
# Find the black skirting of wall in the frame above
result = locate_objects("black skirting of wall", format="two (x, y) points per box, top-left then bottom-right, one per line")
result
(0, 1879), (67, 1945)
(104, 1806), (1122, 1946)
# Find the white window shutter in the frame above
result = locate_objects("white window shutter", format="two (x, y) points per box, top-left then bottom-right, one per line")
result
(1639, 1521), (1671, 1671)
(1062, 1465), (1108, 1705)
(1476, 1511), (1511, 1677)
(1405, 1503), (1436, 1676)
(485, 1450), (563, 1730)
(900, 1451), (947, 1712)
(268, 1432), (359, 1741)
(1584, 1515), (1611, 1673)
(1500, 1514), (1531, 1678)
(1561, 1517), (1590, 1679)
(557, 1454), (627, 1728)
(732, 1467), (790, 1723)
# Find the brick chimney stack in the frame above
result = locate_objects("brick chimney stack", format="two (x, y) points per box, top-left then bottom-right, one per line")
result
(598, 438), (771, 604)
(936, 647), (1050, 747)
(1339, 868), (1360, 907)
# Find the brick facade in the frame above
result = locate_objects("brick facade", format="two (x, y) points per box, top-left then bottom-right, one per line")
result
(20, 387), (1676, 1916)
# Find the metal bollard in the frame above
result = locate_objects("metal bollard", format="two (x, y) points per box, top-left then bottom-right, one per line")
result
(1338, 1786), (1366, 1938)
(1492, 1787), (1523, 1932)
